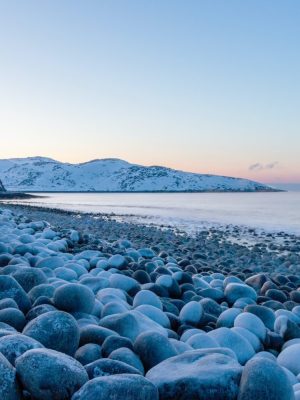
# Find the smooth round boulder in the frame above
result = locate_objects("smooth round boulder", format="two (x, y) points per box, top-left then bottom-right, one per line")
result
(109, 274), (140, 295)
(100, 310), (167, 342)
(0, 351), (21, 400)
(244, 304), (276, 331)
(0, 308), (26, 331)
(133, 290), (163, 310)
(146, 348), (242, 400)
(224, 283), (257, 305)
(75, 343), (102, 365)
(237, 358), (294, 400)
(134, 331), (177, 371)
(277, 344), (300, 375)
(16, 348), (88, 400)
(79, 324), (117, 346)
(186, 333), (220, 350)
(179, 301), (203, 326)
(23, 311), (79, 356)
(109, 347), (145, 373)
(208, 327), (255, 365)
(72, 374), (158, 400)
(0, 333), (44, 365)
(12, 267), (47, 292)
(85, 358), (142, 379)
(217, 308), (242, 328)
(234, 312), (267, 342)
(53, 283), (95, 314)
(107, 255), (127, 269)
(102, 335), (133, 357)
(0, 275), (31, 313)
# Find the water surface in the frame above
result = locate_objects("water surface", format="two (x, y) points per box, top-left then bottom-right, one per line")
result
(5, 192), (300, 235)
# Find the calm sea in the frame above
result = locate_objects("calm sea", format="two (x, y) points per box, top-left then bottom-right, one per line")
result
(4, 192), (300, 235)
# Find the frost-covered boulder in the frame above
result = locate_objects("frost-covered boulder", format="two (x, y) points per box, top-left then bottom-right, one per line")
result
(102, 335), (133, 357)
(107, 254), (127, 269)
(74, 343), (102, 365)
(79, 324), (117, 346)
(277, 344), (300, 375)
(234, 312), (267, 342)
(109, 347), (145, 374)
(12, 268), (48, 293)
(186, 332), (220, 350)
(0, 275), (31, 313)
(100, 310), (167, 341)
(0, 308), (26, 331)
(134, 331), (177, 371)
(179, 301), (204, 326)
(23, 311), (80, 355)
(109, 274), (140, 295)
(133, 290), (163, 310)
(217, 308), (242, 328)
(85, 358), (142, 379)
(208, 327), (255, 365)
(72, 374), (158, 400)
(16, 348), (88, 400)
(224, 283), (257, 305)
(0, 333), (44, 365)
(53, 283), (95, 314)
(237, 358), (295, 400)
(134, 305), (170, 328)
(244, 304), (275, 331)
(146, 348), (242, 400)
(0, 352), (21, 400)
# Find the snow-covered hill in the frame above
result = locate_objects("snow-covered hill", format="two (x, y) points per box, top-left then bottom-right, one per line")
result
(0, 157), (275, 192)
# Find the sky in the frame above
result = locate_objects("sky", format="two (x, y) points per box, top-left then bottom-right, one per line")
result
(0, 0), (299, 184)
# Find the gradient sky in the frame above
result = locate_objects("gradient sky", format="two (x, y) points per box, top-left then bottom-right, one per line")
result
(0, 0), (299, 183)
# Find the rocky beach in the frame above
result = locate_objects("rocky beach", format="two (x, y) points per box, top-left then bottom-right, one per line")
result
(0, 203), (299, 399)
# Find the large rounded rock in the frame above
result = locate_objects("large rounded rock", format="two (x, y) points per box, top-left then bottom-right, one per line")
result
(16, 348), (88, 400)
(277, 344), (300, 375)
(23, 311), (79, 355)
(0, 333), (44, 365)
(134, 331), (177, 371)
(0, 352), (21, 400)
(109, 347), (145, 373)
(75, 343), (102, 365)
(0, 275), (31, 313)
(0, 308), (26, 331)
(102, 335), (133, 357)
(53, 283), (95, 314)
(79, 324), (117, 346)
(133, 290), (163, 310)
(237, 358), (294, 400)
(12, 267), (48, 292)
(244, 304), (275, 331)
(109, 274), (140, 295)
(224, 283), (257, 305)
(72, 374), (158, 400)
(208, 327), (255, 365)
(85, 358), (142, 379)
(234, 312), (267, 342)
(179, 301), (203, 326)
(146, 348), (242, 400)
(100, 310), (167, 341)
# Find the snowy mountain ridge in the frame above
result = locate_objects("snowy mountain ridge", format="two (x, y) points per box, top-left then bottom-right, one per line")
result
(0, 157), (275, 192)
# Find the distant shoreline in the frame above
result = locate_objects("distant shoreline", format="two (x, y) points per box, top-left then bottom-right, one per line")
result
(0, 192), (40, 199)
(5, 188), (284, 194)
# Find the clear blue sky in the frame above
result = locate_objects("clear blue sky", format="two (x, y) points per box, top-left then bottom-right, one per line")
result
(0, 0), (299, 183)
